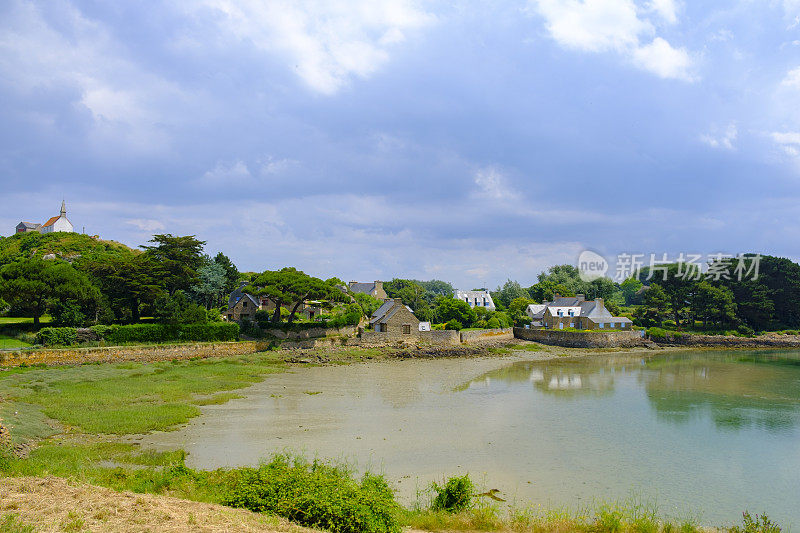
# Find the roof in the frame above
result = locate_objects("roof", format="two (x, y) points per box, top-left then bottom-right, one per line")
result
(232, 294), (260, 308)
(349, 282), (377, 294)
(228, 282), (249, 309)
(369, 300), (415, 325)
(588, 316), (632, 324)
(16, 221), (40, 229)
(42, 216), (60, 227)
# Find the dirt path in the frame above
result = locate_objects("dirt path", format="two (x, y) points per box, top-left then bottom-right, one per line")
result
(0, 476), (321, 533)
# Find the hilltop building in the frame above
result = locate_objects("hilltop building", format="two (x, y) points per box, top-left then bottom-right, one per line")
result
(15, 201), (74, 235)
(455, 289), (496, 311)
(526, 294), (632, 330)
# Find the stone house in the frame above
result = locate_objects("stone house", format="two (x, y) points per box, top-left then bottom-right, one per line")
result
(369, 299), (420, 338)
(454, 289), (496, 311)
(226, 294), (263, 322)
(528, 294), (632, 330)
(348, 280), (388, 300)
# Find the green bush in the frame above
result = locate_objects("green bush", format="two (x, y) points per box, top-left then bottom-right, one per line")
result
(431, 474), (473, 513)
(647, 327), (668, 340)
(35, 327), (78, 346)
(486, 317), (501, 329)
(88, 323), (240, 344)
(730, 512), (781, 533)
(444, 319), (463, 331)
(223, 454), (401, 533)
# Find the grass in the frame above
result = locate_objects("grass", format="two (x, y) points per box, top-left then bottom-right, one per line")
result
(0, 352), (287, 436)
(191, 392), (245, 405)
(0, 514), (36, 533)
(488, 342), (544, 354)
(0, 335), (32, 349)
(0, 316), (51, 325)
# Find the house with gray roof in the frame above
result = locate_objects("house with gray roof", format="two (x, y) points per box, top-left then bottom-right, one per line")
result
(348, 280), (388, 300)
(455, 289), (496, 311)
(527, 294), (632, 330)
(369, 299), (420, 337)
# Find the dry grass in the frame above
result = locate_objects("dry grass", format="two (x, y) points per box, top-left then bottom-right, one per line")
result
(0, 476), (321, 533)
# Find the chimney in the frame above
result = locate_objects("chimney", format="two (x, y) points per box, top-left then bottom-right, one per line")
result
(576, 294), (585, 301)
(596, 298), (604, 310)
(374, 280), (383, 291)
(553, 293), (561, 300)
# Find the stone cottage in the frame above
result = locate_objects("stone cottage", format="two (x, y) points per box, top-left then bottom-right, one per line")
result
(369, 299), (420, 338)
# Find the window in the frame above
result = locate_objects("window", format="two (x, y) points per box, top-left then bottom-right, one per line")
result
(558, 310), (563, 317)
(599, 323), (604, 328)
(569, 322), (574, 328)
(402, 324), (411, 334)
(568, 310), (574, 317)
(559, 323), (564, 329)
(610, 322), (615, 328)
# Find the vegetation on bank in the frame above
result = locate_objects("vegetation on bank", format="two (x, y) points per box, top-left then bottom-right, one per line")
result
(0, 349), (784, 533)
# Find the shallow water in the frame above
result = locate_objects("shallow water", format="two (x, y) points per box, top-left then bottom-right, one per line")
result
(141, 350), (800, 528)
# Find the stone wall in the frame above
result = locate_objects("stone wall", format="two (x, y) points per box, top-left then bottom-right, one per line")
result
(0, 341), (268, 368)
(421, 330), (461, 345)
(261, 326), (357, 340)
(459, 328), (513, 343)
(654, 332), (800, 348)
(513, 328), (644, 348)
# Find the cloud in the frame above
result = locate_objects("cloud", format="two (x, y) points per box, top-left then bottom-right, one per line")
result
(647, 0), (678, 24)
(771, 131), (800, 156)
(200, 160), (253, 186)
(125, 219), (166, 232)
(196, 0), (434, 94)
(782, 67), (800, 89)
(527, 0), (694, 81)
(0, 0), (189, 155)
(632, 37), (693, 80)
(472, 167), (512, 200)
(701, 123), (738, 150)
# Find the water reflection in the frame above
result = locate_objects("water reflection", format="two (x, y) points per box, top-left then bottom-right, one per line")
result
(459, 351), (800, 432)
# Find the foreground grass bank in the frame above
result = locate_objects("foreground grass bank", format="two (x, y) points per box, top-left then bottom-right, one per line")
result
(3, 442), (765, 533)
(0, 346), (783, 532)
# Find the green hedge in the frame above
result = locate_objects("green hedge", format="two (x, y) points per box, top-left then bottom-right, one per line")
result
(35, 327), (78, 346)
(34, 323), (240, 346)
(93, 323), (240, 344)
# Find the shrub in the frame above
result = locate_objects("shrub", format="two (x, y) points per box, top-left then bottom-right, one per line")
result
(486, 317), (501, 329)
(737, 324), (755, 337)
(647, 327), (668, 340)
(730, 512), (781, 533)
(444, 319), (463, 331)
(35, 327), (78, 346)
(50, 300), (86, 327)
(223, 454), (401, 533)
(89, 323), (239, 344)
(431, 474), (473, 513)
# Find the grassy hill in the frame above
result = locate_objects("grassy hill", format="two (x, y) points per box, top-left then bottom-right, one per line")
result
(0, 232), (138, 266)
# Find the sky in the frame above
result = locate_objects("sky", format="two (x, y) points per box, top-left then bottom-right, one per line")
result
(1, 0), (800, 289)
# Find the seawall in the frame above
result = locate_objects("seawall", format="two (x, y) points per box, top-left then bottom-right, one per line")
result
(513, 328), (645, 348)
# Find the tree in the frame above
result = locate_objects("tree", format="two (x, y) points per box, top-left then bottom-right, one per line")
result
(83, 254), (161, 322)
(354, 293), (383, 318)
(635, 283), (669, 327)
(620, 277), (644, 306)
(383, 279), (427, 312)
(434, 297), (476, 327)
(213, 252), (240, 298)
(0, 258), (99, 326)
(154, 290), (208, 324)
(193, 255), (228, 309)
(691, 281), (736, 329)
(246, 268), (344, 324)
(492, 280), (528, 309)
(141, 234), (206, 295)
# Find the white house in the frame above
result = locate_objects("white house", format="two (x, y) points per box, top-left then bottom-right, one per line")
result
(16, 201), (74, 235)
(454, 289), (496, 311)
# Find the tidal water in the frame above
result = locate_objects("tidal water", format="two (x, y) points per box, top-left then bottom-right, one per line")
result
(141, 350), (800, 528)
